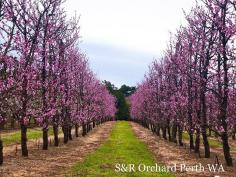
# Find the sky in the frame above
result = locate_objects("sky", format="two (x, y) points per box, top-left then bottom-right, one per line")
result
(64, 0), (196, 87)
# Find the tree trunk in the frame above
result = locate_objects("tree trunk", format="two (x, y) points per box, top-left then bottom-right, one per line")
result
(202, 130), (210, 158)
(200, 82), (210, 158)
(68, 126), (72, 140)
(172, 123), (177, 143)
(194, 129), (200, 154)
(41, 30), (48, 150)
(82, 123), (86, 136)
(0, 139), (3, 165)
(21, 124), (28, 156)
(62, 125), (69, 144)
(187, 76), (194, 149)
(151, 124), (155, 133)
(208, 128), (212, 137)
(150, 124), (153, 132)
(189, 131), (194, 150)
(222, 132), (233, 166)
(86, 123), (90, 133)
(218, 9), (232, 165)
(21, 74), (28, 157)
(42, 128), (48, 150)
(167, 122), (171, 141)
(93, 121), (95, 128)
(232, 125), (236, 140)
(178, 125), (183, 146)
(75, 124), (79, 137)
(156, 125), (160, 136)
(162, 127), (167, 140)
(53, 125), (59, 146)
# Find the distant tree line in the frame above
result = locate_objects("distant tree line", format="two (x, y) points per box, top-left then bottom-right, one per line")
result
(103, 81), (136, 120)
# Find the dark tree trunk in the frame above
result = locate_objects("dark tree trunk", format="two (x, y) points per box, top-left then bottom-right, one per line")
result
(145, 120), (148, 128)
(42, 128), (48, 150)
(219, 2), (233, 166)
(172, 123), (177, 143)
(232, 125), (236, 140)
(202, 130), (210, 157)
(200, 89), (210, 158)
(68, 126), (72, 140)
(41, 27), (48, 151)
(189, 131), (194, 150)
(195, 129), (200, 154)
(0, 139), (3, 165)
(162, 127), (167, 140)
(167, 122), (171, 141)
(208, 128), (212, 137)
(93, 121), (95, 128)
(151, 124), (155, 133)
(219, 90), (233, 165)
(21, 124), (28, 156)
(153, 124), (156, 133)
(62, 125), (69, 144)
(82, 123), (86, 136)
(187, 74), (194, 149)
(150, 124), (153, 132)
(53, 125), (59, 146)
(178, 125), (183, 146)
(156, 125), (160, 136)
(222, 132), (233, 166)
(75, 124), (79, 137)
(86, 123), (90, 133)
(21, 74), (28, 157)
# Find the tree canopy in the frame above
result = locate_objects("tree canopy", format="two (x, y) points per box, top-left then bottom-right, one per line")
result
(103, 81), (136, 120)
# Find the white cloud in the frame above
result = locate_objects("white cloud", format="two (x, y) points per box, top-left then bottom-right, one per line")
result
(80, 42), (155, 87)
(63, 0), (196, 86)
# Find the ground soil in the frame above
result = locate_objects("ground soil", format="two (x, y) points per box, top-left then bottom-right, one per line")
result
(130, 122), (236, 177)
(0, 121), (114, 177)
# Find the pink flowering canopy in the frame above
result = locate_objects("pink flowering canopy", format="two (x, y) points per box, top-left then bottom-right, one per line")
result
(129, 0), (236, 166)
(0, 0), (116, 127)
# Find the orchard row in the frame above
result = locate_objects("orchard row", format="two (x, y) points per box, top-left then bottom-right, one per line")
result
(0, 0), (116, 165)
(130, 0), (236, 166)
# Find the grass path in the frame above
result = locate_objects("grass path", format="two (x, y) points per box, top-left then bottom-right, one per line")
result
(71, 121), (172, 177)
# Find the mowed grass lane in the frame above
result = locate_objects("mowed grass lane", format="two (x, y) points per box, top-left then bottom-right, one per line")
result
(70, 121), (173, 177)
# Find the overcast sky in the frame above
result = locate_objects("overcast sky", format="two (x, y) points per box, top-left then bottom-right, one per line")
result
(64, 0), (195, 87)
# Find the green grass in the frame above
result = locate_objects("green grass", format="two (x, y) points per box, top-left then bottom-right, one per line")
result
(70, 121), (173, 177)
(182, 132), (236, 152)
(182, 132), (190, 141)
(1, 127), (57, 145)
(182, 132), (221, 147)
(232, 147), (236, 152)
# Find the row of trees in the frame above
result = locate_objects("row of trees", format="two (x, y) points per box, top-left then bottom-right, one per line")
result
(130, 0), (236, 166)
(0, 0), (116, 165)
